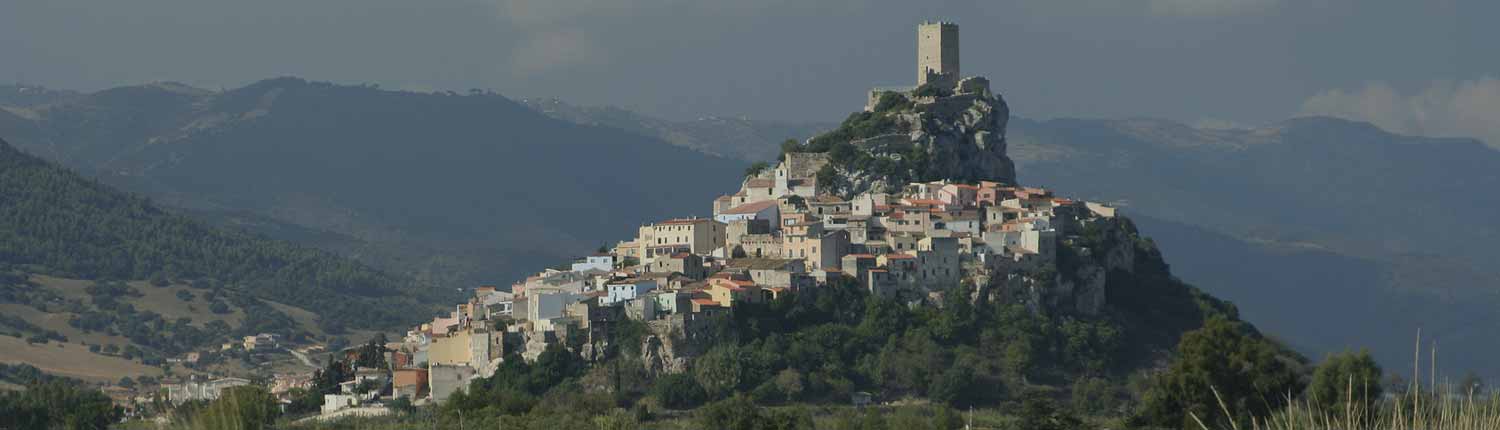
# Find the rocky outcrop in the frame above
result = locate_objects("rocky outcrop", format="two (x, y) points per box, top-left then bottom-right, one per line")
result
(638, 315), (713, 375)
(973, 215), (1141, 318)
(640, 333), (689, 375)
(825, 76), (1017, 197)
(905, 78), (1015, 185)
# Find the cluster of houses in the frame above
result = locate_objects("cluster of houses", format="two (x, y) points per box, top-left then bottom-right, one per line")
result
(316, 152), (1118, 414)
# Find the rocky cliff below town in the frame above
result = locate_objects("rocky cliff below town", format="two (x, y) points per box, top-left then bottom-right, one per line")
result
(784, 77), (1017, 198)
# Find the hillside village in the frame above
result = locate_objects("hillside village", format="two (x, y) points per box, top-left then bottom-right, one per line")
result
(332, 174), (1119, 416)
(299, 21), (1121, 416)
(81, 22), (1110, 422)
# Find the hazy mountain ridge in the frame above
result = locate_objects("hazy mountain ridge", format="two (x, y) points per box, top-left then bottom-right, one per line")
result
(5, 81), (1497, 381)
(1009, 115), (1500, 283)
(0, 78), (749, 288)
(1006, 116), (1500, 380)
(520, 97), (835, 162)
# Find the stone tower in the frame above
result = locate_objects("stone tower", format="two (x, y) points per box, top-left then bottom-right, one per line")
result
(917, 21), (959, 87)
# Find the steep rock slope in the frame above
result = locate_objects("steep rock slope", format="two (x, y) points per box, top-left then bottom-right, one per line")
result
(791, 78), (1017, 197)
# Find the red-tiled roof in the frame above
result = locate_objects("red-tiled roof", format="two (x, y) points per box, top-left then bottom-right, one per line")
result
(904, 198), (945, 206)
(692, 298), (720, 306)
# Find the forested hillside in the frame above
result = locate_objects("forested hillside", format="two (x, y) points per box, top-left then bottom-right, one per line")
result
(0, 137), (437, 333)
(0, 79), (748, 288)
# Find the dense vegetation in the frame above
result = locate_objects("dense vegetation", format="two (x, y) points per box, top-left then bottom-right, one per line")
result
(0, 380), (120, 430)
(0, 138), (438, 335)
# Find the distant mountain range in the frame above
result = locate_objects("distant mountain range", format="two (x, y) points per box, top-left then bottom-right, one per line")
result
(519, 98), (831, 163)
(0, 79), (748, 288)
(3, 80), (1496, 380)
(1005, 116), (1500, 380)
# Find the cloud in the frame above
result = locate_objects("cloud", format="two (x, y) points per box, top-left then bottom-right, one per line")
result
(1300, 78), (1500, 149)
(1147, 0), (1279, 17)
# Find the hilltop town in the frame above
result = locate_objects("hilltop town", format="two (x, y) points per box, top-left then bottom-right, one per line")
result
(286, 21), (1120, 420)
(6, 9), (1494, 430)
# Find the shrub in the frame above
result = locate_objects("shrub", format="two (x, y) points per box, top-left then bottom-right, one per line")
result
(653, 373), (707, 409)
(1306, 349), (1382, 417)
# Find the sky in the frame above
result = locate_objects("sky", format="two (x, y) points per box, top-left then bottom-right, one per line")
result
(3, 0), (1497, 145)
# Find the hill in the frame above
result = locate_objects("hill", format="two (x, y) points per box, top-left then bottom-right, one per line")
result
(520, 97), (832, 162)
(401, 76), (1306, 430)
(0, 137), (437, 373)
(524, 101), (1500, 381)
(1006, 117), (1500, 380)
(0, 79), (749, 288)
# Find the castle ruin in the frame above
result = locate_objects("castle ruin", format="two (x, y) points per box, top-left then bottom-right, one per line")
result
(917, 21), (960, 87)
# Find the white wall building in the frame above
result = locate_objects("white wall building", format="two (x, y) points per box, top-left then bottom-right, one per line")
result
(571, 255), (614, 273)
(604, 279), (657, 305)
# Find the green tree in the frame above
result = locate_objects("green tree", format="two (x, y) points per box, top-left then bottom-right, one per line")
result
(0, 381), (120, 430)
(186, 386), (279, 430)
(697, 394), (813, 430)
(929, 362), (976, 408)
(1306, 350), (1383, 416)
(744, 161), (771, 178)
(694, 345), (748, 399)
(778, 139), (801, 161)
(1016, 391), (1086, 430)
(653, 373), (707, 409)
(1133, 317), (1305, 429)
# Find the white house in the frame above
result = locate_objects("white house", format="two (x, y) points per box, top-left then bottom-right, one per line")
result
(571, 255), (614, 273)
(322, 394), (361, 414)
(604, 279), (657, 305)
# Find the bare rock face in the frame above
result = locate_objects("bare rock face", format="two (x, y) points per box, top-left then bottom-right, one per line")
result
(973, 214), (1142, 318)
(640, 334), (689, 375)
(835, 77), (1018, 197)
(911, 77), (1017, 185)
